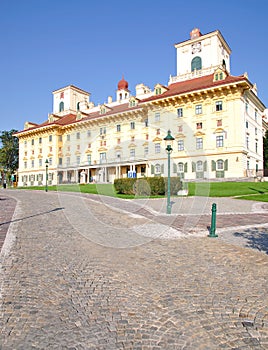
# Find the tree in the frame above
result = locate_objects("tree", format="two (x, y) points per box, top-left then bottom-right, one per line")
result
(263, 130), (268, 170)
(0, 130), (19, 176)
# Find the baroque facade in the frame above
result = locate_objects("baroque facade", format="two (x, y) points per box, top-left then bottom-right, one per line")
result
(15, 28), (266, 187)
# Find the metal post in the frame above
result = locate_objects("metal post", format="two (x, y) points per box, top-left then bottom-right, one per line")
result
(208, 203), (218, 237)
(45, 161), (48, 192)
(167, 149), (171, 214)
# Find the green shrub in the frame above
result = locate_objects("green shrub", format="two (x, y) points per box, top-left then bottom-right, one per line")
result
(114, 177), (182, 196)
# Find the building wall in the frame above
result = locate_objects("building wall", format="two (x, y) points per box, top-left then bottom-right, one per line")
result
(16, 28), (265, 187)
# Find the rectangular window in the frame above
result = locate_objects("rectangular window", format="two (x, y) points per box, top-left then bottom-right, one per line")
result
(215, 101), (223, 111)
(116, 124), (121, 132)
(246, 136), (249, 149)
(255, 142), (258, 153)
(255, 109), (258, 122)
(131, 136), (135, 142)
(59, 158), (63, 165)
(76, 132), (80, 139)
(67, 134), (70, 141)
(144, 119), (148, 127)
(178, 140), (184, 151)
(130, 122), (135, 130)
(178, 162), (184, 172)
(31, 160), (34, 168)
(217, 119), (222, 127)
(49, 157), (52, 166)
(117, 138), (121, 144)
(67, 157), (70, 166)
(217, 160), (224, 170)
(156, 129), (160, 135)
(87, 154), (91, 165)
(58, 135), (62, 142)
(39, 137), (42, 144)
(100, 152), (106, 163)
(39, 159), (42, 167)
(31, 139), (34, 145)
(87, 130), (91, 137)
(144, 146), (149, 157)
(155, 143), (161, 153)
(245, 102), (249, 113)
(255, 127), (258, 135)
(130, 149), (135, 157)
(196, 122), (202, 129)
(216, 135), (224, 147)
(24, 140), (27, 147)
(155, 112), (160, 122)
(246, 121), (249, 128)
(196, 138), (203, 149)
(76, 156), (80, 164)
(100, 127), (106, 135)
(177, 108), (183, 117)
(178, 125), (183, 132)
(195, 104), (202, 115)
(24, 161), (27, 169)
(49, 135), (52, 142)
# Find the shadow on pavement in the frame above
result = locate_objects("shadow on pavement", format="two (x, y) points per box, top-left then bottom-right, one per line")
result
(0, 207), (64, 226)
(233, 228), (268, 254)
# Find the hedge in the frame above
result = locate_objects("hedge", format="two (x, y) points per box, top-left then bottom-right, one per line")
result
(114, 177), (182, 196)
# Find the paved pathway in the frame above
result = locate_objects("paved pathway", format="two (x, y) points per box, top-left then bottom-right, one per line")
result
(0, 189), (268, 349)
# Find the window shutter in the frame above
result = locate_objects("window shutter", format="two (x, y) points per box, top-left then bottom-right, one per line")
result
(192, 162), (196, 172)
(151, 165), (155, 175)
(161, 164), (164, 173)
(204, 161), (207, 171)
(173, 163), (177, 173)
(224, 159), (228, 171)
(184, 162), (188, 173)
(212, 160), (216, 171)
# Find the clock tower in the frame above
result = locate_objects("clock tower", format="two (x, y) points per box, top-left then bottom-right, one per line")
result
(170, 28), (231, 84)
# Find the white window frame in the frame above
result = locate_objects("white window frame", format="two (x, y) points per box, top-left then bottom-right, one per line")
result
(178, 140), (184, 151)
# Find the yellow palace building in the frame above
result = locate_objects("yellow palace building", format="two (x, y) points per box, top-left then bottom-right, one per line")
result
(15, 28), (266, 187)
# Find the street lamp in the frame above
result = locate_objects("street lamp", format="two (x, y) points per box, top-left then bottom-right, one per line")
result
(164, 130), (175, 214)
(45, 159), (49, 192)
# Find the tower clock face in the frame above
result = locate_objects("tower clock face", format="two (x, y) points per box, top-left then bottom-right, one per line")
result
(191, 42), (201, 54)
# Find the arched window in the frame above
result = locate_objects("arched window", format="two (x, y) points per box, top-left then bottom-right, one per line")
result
(191, 56), (202, 71)
(59, 101), (64, 112)
(77, 102), (80, 111)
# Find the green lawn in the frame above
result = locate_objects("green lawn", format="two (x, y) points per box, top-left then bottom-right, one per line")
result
(187, 181), (268, 198)
(15, 181), (268, 202)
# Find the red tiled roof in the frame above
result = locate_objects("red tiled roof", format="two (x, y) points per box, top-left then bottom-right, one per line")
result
(15, 73), (253, 135)
(141, 73), (250, 103)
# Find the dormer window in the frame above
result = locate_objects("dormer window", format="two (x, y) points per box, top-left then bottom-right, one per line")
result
(154, 84), (168, 95)
(100, 106), (106, 114)
(214, 69), (226, 82)
(129, 99), (137, 107)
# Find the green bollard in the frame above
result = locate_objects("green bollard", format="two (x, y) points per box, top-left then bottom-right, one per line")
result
(208, 203), (218, 237)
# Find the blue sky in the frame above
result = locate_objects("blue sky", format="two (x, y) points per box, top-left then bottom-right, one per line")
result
(0, 0), (267, 132)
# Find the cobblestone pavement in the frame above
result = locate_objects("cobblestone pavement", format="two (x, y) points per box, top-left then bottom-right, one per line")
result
(0, 189), (268, 349)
